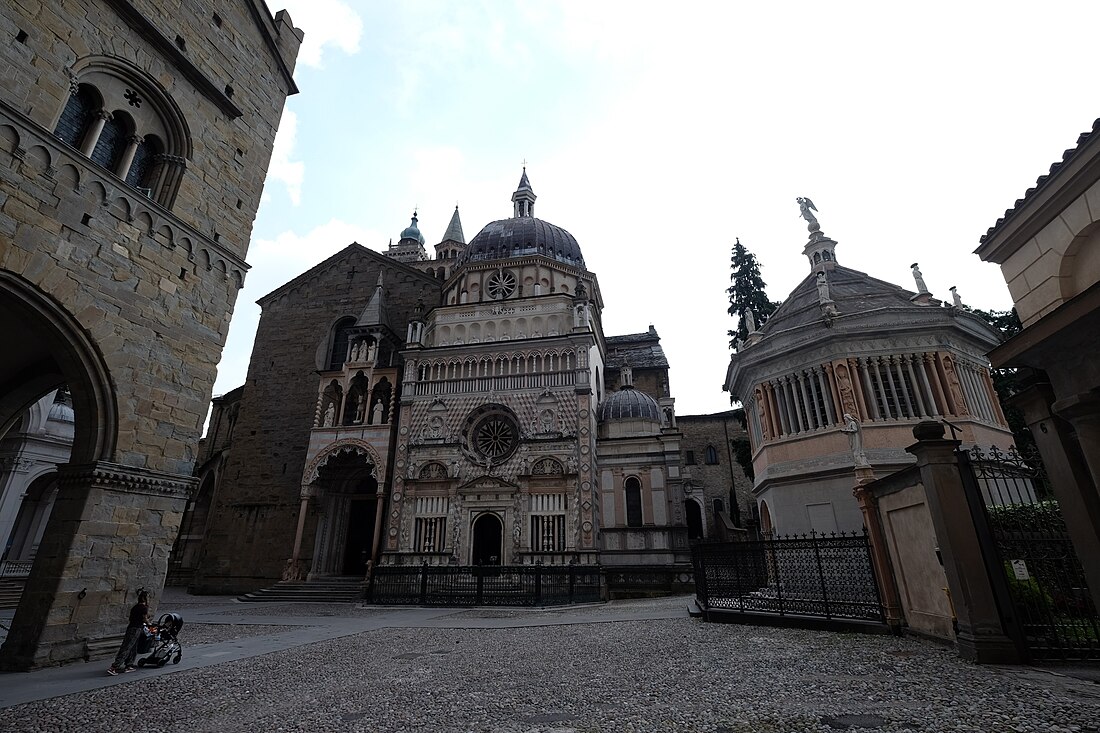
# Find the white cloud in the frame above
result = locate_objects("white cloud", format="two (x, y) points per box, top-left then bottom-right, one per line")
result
(265, 108), (305, 205)
(277, 0), (362, 68)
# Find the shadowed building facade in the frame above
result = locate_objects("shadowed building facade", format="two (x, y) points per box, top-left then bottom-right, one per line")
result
(0, 0), (300, 668)
(189, 173), (702, 594)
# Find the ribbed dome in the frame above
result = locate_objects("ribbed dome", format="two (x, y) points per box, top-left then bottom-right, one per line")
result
(48, 399), (75, 423)
(598, 386), (661, 423)
(460, 217), (585, 268)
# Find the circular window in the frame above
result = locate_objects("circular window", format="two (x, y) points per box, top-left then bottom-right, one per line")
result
(462, 405), (520, 465)
(486, 270), (517, 300)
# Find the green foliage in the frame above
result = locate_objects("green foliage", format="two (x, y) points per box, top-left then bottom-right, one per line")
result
(1003, 560), (1054, 611)
(962, 306), (1033, 454)
(727, 239), (781, 347)
(730, 436), (754, 482)
(986, 499), (1061, 531)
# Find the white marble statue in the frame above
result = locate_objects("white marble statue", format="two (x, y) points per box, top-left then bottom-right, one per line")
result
(911, 263), (929, 294)
(742, 308), (757, 333)
(322, 402), (335, 427)
(816, 271), (831, 302)
(797, 196), (819, 228)
(366, 341), (378, 363)
(371, 400), (384, 425)
(840, 413), (871, 467)
(950, 286), (963, 307)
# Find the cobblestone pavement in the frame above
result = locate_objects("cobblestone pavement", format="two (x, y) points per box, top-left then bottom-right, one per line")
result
(1, 595), (1098, 732)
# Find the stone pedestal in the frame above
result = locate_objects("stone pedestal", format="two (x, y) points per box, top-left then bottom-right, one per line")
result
(0, 462), (193, 670)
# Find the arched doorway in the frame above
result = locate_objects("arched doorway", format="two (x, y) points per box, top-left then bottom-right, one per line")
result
(471, 513), (503, 566)
(685, 500), (704, 540)
(4, 473), (59, 563)
(760, 500), (774, 537)
(310, 450), (379, 577)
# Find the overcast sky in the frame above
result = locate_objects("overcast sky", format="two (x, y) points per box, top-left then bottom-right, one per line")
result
(212, 0), (1100, 418)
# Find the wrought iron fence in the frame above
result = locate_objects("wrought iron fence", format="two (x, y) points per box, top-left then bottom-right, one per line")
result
(693, 531), (884, 623)
(366, 564), (603, 606)
(962, 445), (1099, 661)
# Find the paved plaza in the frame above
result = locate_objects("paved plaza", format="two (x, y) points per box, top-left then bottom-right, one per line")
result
(0, 590), (1097, 732)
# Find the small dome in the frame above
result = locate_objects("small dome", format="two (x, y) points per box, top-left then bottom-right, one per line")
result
(48, 399), (75, 424)
(399, 212), (425, 245)
(598, 385), (661, 423)
(461, 217), (585, 267)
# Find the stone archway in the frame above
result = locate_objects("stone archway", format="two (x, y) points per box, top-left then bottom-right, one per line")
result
(685, 499), (704, 540)
(0, 271), (116, 462)
(471, 513), (503, 566)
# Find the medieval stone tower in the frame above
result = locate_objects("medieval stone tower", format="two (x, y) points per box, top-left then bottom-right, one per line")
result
(0, 1), (300, 668)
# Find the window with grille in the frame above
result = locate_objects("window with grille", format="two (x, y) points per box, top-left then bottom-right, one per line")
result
(413, 517), (445, 552)
(530, 515), (565, 551)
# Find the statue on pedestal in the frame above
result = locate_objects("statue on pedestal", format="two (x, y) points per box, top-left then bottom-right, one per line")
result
(911, 263), (929, 294)
(322, 402), (335, 428)
(840, 413), (871, 467)
(797, 196), (820, 230)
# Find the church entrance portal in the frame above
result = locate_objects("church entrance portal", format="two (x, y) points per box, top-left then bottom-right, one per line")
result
(310, 451), (379, 577)
(471, 513), (503, 566)
(342, 499), (378, 575)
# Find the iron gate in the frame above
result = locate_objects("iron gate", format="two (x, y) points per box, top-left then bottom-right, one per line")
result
(960, 445), (1100, 661)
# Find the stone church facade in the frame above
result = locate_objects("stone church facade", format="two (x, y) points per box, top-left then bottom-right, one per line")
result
(0, 0), (300, 668)
(189, 173), (712, 594)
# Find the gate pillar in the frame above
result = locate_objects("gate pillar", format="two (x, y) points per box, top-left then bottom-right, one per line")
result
(906, 422), (1021, 663)
(1013, 382), (1100, 615)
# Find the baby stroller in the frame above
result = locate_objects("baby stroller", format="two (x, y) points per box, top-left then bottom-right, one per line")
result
(137, 612), (184, 668)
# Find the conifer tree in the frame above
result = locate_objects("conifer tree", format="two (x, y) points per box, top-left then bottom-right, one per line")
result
(727, 238), (779, 347)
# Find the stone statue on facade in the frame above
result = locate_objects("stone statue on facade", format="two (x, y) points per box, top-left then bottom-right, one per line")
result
(322, 401), (335, 427)
(911, 263), (929, 294)
(840, 413), (871, 467)
(797, 197), (819, 230)
(949, 286), (963, 308)
(371, 400), (384, 425)
(366, 341), (378, 364)
(354, 393), (366, 423)
(742, 308), (756, 333)
(816, 271), (831, 302)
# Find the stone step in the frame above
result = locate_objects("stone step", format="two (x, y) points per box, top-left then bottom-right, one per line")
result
(237, 579), (365, 603)
(0, 578), (26, 610)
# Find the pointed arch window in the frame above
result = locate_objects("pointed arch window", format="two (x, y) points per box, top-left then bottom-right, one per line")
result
(704, 445), (719, 465)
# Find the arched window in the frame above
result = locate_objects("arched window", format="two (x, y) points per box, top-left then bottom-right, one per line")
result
(624, 476), (643, 527)
(54, 84), (99, 148)
(90, 109), (132, 171)
(704, 445), (719, 465)
(126, 134), (162, 193)
(327, 317), (357, 370)
(51, 57), (192, 207)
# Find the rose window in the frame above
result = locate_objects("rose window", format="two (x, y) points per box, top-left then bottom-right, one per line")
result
(486, 270), (517, 300)
(462, 405), (521, 465)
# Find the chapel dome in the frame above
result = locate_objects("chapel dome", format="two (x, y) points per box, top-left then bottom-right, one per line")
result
(460, 217), (585, 268)
(597, 385), (661, 423)
(399, 212), (425, 245)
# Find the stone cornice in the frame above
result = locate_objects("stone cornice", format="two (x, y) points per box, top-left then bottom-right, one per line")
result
(56, 461), (196, 499)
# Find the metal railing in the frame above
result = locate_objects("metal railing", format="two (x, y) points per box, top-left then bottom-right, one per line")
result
(0, 560), (33, 578)
(367, 564), (603, 606)
(693, 530), (884, 622)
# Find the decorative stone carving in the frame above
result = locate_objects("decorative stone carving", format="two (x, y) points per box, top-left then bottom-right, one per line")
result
(322, 402), (335, 427)
(797, 196), (820, 231)
(911, 263), (929, 294)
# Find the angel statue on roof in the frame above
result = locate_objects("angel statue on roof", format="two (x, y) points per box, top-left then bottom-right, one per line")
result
(797, 197), (819, 229)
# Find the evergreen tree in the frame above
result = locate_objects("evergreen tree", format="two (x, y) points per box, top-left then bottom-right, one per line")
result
(964, 306), (1033, 455)
(727, 238), (780, 347)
